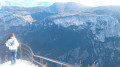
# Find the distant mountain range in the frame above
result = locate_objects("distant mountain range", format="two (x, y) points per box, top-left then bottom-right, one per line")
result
(0, 2), (120, 67)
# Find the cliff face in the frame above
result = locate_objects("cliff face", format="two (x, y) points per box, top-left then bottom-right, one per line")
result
(39, 14), (120, 67)
(52, 15), (120, 42)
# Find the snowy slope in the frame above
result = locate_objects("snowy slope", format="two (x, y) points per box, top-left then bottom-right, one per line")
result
(0, 59), (38, 67)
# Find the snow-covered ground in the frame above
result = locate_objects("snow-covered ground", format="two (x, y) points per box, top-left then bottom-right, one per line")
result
(0, 59), (38, 67)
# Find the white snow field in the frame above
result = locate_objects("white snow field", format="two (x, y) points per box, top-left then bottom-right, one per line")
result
(0, 59), (38, 67)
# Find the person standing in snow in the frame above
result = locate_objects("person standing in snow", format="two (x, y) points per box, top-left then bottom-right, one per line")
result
(5, 33), (19, 65)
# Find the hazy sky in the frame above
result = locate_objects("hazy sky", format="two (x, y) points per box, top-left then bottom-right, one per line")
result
(36, 0), (120, 6)
(0, 0), (120, 7)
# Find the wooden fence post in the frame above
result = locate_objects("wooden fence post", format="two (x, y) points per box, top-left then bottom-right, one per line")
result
(41, 58), (43, 67)
(62, 64), (65, 67)
(31, 54), (33, 65)
(20, 43), (22, 59)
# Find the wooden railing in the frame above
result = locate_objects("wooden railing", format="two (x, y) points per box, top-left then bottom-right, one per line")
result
(20, 43), (73, 67)
(0, 43), (74, 67)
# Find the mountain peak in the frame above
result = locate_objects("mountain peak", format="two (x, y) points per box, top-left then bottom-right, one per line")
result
(44, 2), (90, 14)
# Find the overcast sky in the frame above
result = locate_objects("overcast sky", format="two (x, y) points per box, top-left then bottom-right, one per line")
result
(35, 0), (120, 6)
(0, 0), (120, 7)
